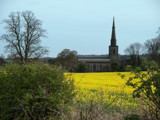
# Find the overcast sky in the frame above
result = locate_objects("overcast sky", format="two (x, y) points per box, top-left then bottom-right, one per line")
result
(0, 0), (160, 57)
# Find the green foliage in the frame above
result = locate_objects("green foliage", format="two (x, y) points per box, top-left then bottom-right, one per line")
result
(48, 58), (55, 64)
(111, 62), (118, 71)
(141, 57), (148, 68)
(125, 65), (132, 71)
(55, 49), (78, 72)
(121, 57), (160, 119)
(0, 63), (75, 120)
(124, 114), (140, 120)
(76, 62), (87, 72)
(0, 57), (5, 66)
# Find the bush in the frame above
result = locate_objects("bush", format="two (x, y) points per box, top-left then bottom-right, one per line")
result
(120, 58), (160, 119)
(0, 63), (75, 120)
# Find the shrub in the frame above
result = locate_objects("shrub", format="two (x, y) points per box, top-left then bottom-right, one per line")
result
(0, 63), (75, 120)
(120, 57), (160, 119)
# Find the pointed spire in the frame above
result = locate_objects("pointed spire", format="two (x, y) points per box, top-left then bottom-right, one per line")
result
(113, 16), (115, 28)
(111, 17), (117, 46)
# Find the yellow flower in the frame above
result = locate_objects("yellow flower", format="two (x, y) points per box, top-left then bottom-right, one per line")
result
(65, 72), (139, 110)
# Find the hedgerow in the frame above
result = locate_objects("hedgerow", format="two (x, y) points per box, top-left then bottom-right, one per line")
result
(0, 63), (75, 120)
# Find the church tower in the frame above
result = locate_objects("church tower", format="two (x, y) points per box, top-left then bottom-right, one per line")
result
(109, 17), (118, 63)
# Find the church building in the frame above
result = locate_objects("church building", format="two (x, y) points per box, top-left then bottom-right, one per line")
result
(78, 18), (119, 72)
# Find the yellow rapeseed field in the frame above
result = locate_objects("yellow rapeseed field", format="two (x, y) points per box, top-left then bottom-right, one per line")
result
(66, 72), (139, 111)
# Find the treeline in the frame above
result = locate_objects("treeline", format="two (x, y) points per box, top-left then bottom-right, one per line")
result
(0, 10), (160, 72)
(48, 28), (160, 72)
(122, 28), (160, 68)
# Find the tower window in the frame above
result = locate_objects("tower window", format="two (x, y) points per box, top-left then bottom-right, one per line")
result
(113, 50), (115, 54)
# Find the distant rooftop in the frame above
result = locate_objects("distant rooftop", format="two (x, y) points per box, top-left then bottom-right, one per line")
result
(78, 54), (108, 57)
(78, 54), (110, 63)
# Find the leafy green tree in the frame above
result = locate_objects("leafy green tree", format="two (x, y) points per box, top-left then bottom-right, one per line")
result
(120, 58), (160, 119)
(111, 62), (119, 71)
(48, 58), (55, 64)
(0, 63), (75, 119)
(0, 55), (5, 66)
(76, 62), (87, 72)
(55, 49), (78, 71)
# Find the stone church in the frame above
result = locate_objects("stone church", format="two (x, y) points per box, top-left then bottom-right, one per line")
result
(78, 18), (119, 72)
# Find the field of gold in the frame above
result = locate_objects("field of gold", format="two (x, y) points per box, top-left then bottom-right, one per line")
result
(67, 72), (139, 112)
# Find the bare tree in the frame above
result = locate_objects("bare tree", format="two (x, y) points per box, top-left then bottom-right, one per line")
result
(145, 38), (160, 63)
(124, 42), (143, 67)
(144, 27), (160, 64)
(157, 27), (160, 37)
(125, 42), (143, 56)
(0, 11), (48, 63)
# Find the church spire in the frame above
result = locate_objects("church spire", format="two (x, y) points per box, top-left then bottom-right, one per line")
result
(110, 17), (117, 46)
